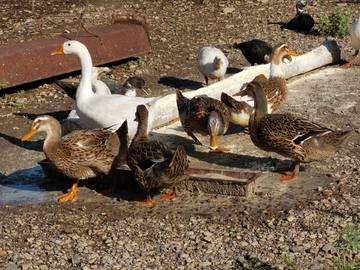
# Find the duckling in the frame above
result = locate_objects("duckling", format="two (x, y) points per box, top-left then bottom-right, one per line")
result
(339, 15), (360, 68)
(104, 76), (151, 96)
(197, 47), (229, 86)
(55, 72), (151, 99)
(234, 39), (273, 66)
(282, 0), (314, 32)
(126, 105), (189, 205)
(176, 90), (230, 153)
(242, 81), (352, 181)
(221, 43), (297, 127)
(21, 115), (127, 201)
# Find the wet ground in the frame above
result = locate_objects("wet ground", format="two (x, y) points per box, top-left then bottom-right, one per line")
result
(1, 65), (358, 214)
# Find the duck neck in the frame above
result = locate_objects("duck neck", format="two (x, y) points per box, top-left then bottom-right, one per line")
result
(42, 122), (62, 157)
(76, 48), (94, 98)
(133, 117), (150, 142)
(296, 5), (305, 14)
(252, 89), (268, 124)
(269, 58), (284, 78)
(208, 111), (224, 136)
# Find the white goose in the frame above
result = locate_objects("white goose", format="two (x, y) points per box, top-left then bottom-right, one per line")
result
(340, 15), (360, 69)
(197, 47), (229, 86)
(52, 40), (159, 138)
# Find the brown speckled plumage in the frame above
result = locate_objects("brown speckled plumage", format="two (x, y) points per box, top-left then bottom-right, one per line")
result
(21, 115), (123, 200)
(176, 90), (230, 152)
(127, 105), (189, 204)
(243, 81), (352, 181)
(221, 43), (296, 127)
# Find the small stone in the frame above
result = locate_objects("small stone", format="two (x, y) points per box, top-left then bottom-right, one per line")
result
(287, 215), (296, 222)
(321, 243), (332, 252)
(291, 245), (304, 253)
(322, 190), (333, 196)
(223, 7), (235, 14)
(24, 253), (32, 261)
(16, 97), (27, 103)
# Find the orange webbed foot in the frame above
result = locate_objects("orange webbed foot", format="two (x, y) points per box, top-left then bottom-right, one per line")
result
(135, 195), (155, 205)
(97, 187), (115, 197)
(56, 188), (80, 201)
(56, 181), (79, 202)
(210, 147), (230, 153)
(276, 174), (298, 182)
(339, 61), (354, 69)
(275, 162), (300, 182)
(97, 183), (116, 197)
(161, 187), (178, 200)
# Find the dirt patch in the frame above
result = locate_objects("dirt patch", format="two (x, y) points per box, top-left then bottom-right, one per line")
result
(0, 0), (359, 212)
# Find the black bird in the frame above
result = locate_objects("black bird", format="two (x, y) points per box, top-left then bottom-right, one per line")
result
(282, 0), (314, 32)
(234, 39), (273, 66)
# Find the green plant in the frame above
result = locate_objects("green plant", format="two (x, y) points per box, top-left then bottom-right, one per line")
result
(301, 222), (321, 232)
(0, 80), (9, 88)
(238, 256), (273, 269)
(327, 224), (360, 269)
(280, 253), (298, 270)
(0, 91), (30, 110)
(318, 7), (354, 38)
(138, 57), (144, 66)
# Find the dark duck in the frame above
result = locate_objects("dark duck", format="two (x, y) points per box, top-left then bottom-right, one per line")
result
(282, 0), (314, 32)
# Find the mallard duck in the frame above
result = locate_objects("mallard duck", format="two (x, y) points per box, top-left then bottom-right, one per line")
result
(176, 90), (230, 152)
(104, 76), (151, 96)
(339, 15), (360, 69)
(51, 40), (158, 138)
(126, 105), (189, 205)
(234, 39), (273, 66)
(21, 115), (127, 201)
(221, 43), (297, 127)
(241, 81), (352, 181)
(282, 0), (314, 32)
(55, 73), (151, 99)
(197, 46), (229, 86)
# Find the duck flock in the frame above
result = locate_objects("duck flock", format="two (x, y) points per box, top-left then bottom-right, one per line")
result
(20, 0), (357, 204)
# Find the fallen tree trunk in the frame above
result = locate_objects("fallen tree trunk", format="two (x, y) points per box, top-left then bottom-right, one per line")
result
(152, 40), (340, 129)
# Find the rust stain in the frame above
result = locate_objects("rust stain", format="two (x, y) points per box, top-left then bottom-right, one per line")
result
(0, 16), (151, 89)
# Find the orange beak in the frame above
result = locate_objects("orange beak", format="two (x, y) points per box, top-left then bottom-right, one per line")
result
(287, 49), (297, 56)
(51, 44), (64, 55)
(21, 125), (37, 141)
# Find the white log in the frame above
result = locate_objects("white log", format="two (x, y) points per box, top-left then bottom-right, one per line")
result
(152, 40), (340, 129)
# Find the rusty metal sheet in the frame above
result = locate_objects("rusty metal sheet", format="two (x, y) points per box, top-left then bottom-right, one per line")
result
(0, 18), (151, 89)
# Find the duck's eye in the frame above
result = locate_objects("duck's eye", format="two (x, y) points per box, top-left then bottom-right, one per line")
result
(67, 43), (71, 47)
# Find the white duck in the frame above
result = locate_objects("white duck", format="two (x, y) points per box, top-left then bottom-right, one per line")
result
(340, 15), (360, 68)
(52, 40), (159, 138)
(197, 47), (229, 86)
(66, 66), (111, 119)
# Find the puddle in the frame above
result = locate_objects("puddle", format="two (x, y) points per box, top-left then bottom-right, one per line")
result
(0, 165), (49, 206)
(0, 185), (46, 206)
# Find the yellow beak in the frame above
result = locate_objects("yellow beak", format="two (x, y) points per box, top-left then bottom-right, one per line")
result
(287, 49), (297, 56)
(21, 125), (38, 141)
(51, 44), (64, 55)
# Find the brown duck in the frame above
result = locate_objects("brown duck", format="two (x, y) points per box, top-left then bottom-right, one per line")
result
(176, 90), (230, 152)
(242, 81), (352, 181)
(21, 115), (126, 201)
(221, 43), (297, 127)
(126, 105), (189, 205)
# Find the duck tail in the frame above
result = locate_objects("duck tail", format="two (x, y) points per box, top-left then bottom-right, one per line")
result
(176, 90), (188, 109)
(169, 145), (190, 176)
(221, 92), (237, 109)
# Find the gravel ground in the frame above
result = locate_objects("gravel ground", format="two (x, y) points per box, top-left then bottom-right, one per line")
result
(1, 0), (360, 269)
